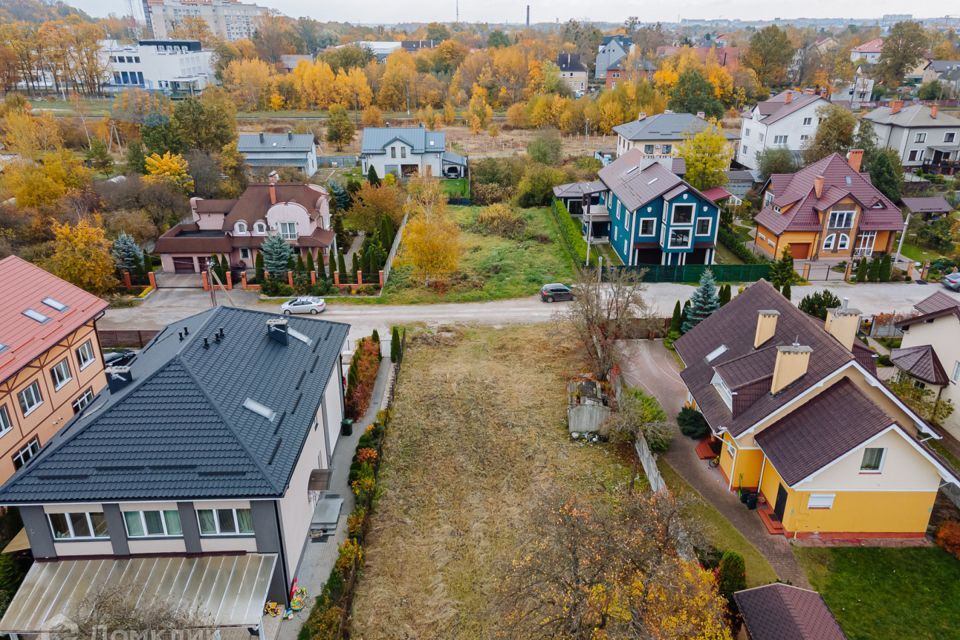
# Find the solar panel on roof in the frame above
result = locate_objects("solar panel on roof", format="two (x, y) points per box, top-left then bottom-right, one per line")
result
(42, 297), (68, 312)
(22, 309), (49, 323)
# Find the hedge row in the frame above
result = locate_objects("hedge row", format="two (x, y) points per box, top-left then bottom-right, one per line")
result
(550, 198), (598, 269)
(717, 226), (765, 265)
(345, 334), (382, 419)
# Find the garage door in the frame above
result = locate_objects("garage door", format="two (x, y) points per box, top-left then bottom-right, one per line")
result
(172, 257), (195, 273)
(789, 243), (811, 259)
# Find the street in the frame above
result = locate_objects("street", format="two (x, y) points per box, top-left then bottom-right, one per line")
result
(99, 280), (960, 340)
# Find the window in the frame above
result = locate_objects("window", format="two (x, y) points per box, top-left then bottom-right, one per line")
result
(822, 234), (836, 251)
(643, 144), (655, 154)
(837, 233), (850, 250)
(860, 447), (885, 472)
(908, 150), (920, 162)
(0, 405), (9, 435)
(613, 226), (618, 241)
(773, 135), (788, 145)
(18, 381), (43, 416)
(390, 147), (396, 158)
(76, 341), (95, 370)
(696, 218), (712, 236)
(662, 144), (672, 154)
(668, 228), (691, 249)
(124, 510), (182, 537)
(13, 437), (40, 470)
(254, 222), (266, 234)
(671, 204), (694, 225)
(828, 210), (854, 229)
(745, 127), (751, 137)
(802, 117), (813, 125)
(51, 359), (72, 390)
(807, 494), (835, 509)
(42, 297), (67, 312)
(741, 144), (748, 155)
(639, 219), (655, 236)
(914, 132), (926, 143)
(945, 132), (956, 143)
(196, 508), (254, 536)
(764, 191), (775, 206)
(240, 248), (250, 261)
(953, 361), (960, 384)
(236, 222), (247, 233)
(23, 309), (49, 323)
(400, 146), (406, 159)
(280, 222), (297, 240)
(48, 512), (109, 539)
(72, 388), (94, 414)
(800, 134), (809, 141)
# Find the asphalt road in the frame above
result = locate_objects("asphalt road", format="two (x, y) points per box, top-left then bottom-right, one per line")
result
(100, 281), (960, 341)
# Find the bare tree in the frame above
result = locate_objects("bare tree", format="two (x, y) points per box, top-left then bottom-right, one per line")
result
(561, 267), (652, 380)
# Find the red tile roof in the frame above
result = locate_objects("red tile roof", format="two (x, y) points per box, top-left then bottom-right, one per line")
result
(852, 38), (884, 54)
(754, 154), (902, 236)
(223, 184), (327, 227)
(914, 291), (960, 315)
(701, 186), (732, 202)
(734, 584), (847, 640)
(0, 256), (108, 383)
(891, 345), (950, 386)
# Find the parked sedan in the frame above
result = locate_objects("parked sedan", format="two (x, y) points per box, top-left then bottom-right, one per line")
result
(540, 283), (573, 303)
(281, 297), (327, 315)
(943, 273), (960, 292)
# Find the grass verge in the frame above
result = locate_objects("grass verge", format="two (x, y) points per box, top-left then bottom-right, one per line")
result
(659, 461), (778, 587)
(795, 546), (960, 640)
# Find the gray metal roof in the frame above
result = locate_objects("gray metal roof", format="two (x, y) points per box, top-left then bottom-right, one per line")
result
(598, 149), (685, 211)
(613, 113), (733, 141)
(360, 126), (445, 154)
(864, 103), (960, 128)
(238, 133), (314, 153)
(0, 306), (349, 503)
(442, 150), (466, 166)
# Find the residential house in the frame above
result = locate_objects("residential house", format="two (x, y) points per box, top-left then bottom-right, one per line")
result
(893, 291), (960, 440)
(156, 177), (335, 273)
(238, 132), (318, 177)
(920, 60), (960, 86)
(605, 57), (656, 90)
(552, 180), (609, 245)
(100, 39), (215, 96)
(598, 149), (720, 266)
(360, 126), (466, 180)
(557, 52), (588, 94)
(614, 112), (737, 164)
(675, 280), (958, 538)
(863, 102), (960, 169)
(850, 38), (884, 63)
(0, 257), (108, 484)
(734, 584), (846, 640)
(0, 306), (350, 635)
(830, 66), (875, 108)
(595, 35), (632, 80)
(753, 151), (902, 261)
(736, 90), (830, 171)
(350, 41), (402, 62)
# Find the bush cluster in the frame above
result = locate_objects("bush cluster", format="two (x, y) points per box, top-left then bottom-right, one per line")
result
(345, 335), (382, 419)
(677, 406), (710, 439)
(475, 203), (527, 238)
(717, 226), (764, 264)
(550, 198), (598, 268)
(936, 520), (960, 560)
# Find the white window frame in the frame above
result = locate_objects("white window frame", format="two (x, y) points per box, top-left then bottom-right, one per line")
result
(807, 493), (835, 509)
(196, 508), (254, 536)
(254, 222), (267, 234)
(696, 217), (712, 236)
(773, 134), (788, 145)
(240, 248), (250, 260)
(953, 361), (960, 384)
(837, 233), (850, 250)
(13, 436), (40, 469)
(123, 509), (183, 538)
(236, 221), (247, 233)
(662, 144), (672, 154)
(915, 132), (926, 143)
(0, 405), (9, 435)
(638, 219), (655, 236)
(823, 233), (836, 251)
(51, 358), (72, 390)
(643, 144), (655, 154)
(908, 150), (920, 162)
(945, 132), (956, 143)
(48, 511), (109, 540)
(72, 388), (94, 414)
(76, 340), (95, 370)
(18, 381), (43, 416)
(764, 191), (775, 206)
(667, 228), (692, 250)
(614, 226), (618, 241)
(802, 117), (813, 126)
(828, 210), (854, 229)
(279, 222), (297, 240)
(671, 203), (695, 226)
(860, 447), (886, 473)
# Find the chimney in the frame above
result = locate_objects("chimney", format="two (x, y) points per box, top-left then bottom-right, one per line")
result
(846, 149), (864, 173)
(259, 132), (264, 143)
(637, 111), (647, 121)
(696, 111), (705, 119)
(288, 130), (293, 140)
(784, 91), (793, 104)
(267, 317), (289, 346)
(771, 344), (812, 394)
(931, 104), (938, 119)
(268, 170), (278, 205)
(824, 298), (861, 351)
(814, 175), (825, 199)
(105, 366), (134, 394)
(754, 310), (780, 348)
(891, 100), (902, 114)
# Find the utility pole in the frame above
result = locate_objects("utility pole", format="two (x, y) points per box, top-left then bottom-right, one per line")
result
(583, 193), (592, 267)
(894, 211), (911, 266)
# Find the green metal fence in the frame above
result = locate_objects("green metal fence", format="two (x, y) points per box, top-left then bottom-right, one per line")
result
(607, 263), (771, 283)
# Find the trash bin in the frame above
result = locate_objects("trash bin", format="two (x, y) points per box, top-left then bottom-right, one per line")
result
(341, 419), (354, 436)
(745, 492), (759, 511)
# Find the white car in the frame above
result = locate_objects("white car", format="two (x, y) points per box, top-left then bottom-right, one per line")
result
(281, 297), (326, 315)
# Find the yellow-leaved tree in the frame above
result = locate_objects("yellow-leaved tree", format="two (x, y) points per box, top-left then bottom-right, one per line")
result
(1, 149), (91, 210)
(402, 177), (459, 285)
(144, 151), (194, 194)
(467, 84), (493, 133)
(46, 216), (118, 295)
(676, 125), (733, 191)
(222, 58), (274, 111)
(1, 110), (62, 160)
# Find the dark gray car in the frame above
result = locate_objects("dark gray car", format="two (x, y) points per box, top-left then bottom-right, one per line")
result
(540, 283), (573, 302)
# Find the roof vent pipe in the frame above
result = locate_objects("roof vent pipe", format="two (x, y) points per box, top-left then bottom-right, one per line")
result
(259, 132), (264, 143)
(183, 326), (189, 335)
(203, 337), (209, 349)
(178, 331), (183, 341)
(105, 366), (134, 394)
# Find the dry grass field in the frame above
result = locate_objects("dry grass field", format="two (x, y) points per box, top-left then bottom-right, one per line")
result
(348, 325), (634, 639)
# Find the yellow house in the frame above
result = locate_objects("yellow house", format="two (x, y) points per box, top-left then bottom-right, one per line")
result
(753, 151), (901, 261)
(0, 256), (108, 484)
(675, 280), (957, 539)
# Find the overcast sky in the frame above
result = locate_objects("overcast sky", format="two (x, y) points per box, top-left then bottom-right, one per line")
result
(68, 0), (947, 24)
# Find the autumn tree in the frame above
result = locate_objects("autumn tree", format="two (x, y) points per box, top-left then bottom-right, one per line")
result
(677, 126), (732, 190)
(169, 16), (214, 43)
(1, 109), (62, 160)
(46, 216), (117, 295)
(802, 104), (857, 164)
(144, 151), (194, 194)
(467, 83), (493, 133)
(875, 21), (928, 86)
(744, 26), (794, 87)
(667, 69), (723, 119)
(378, 49), (417, 111)
(171, 88), (237, 153)
(2, 149), (91, 210)
(326, 104), (354, 151)
(402, 177), (459, 285)
(222, 58), (274, 111)
(346, 182), (405, 232)
(361, 106), (384, 127)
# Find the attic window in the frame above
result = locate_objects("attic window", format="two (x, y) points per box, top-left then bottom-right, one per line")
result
(243, 398), (276, 422)
(288, 327), (313, 346)
(42, 297), (68, 312)
(0, 343), (6, 353)
(705, 345), (728, 363)
(844, 175), (852, 186)
(23, 309), (49, 323)
(625, 165), (639, 175)
(647, 177), (658, 184)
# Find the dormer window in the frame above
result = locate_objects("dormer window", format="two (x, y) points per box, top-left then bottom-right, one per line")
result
(764, 192), (775, 206)
(236, 222), (247, 233)
(254, 222), (267, 234)
(712, 373), (733, 410)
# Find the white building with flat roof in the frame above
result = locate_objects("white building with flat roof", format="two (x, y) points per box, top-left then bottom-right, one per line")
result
(101, 39), (215, 96)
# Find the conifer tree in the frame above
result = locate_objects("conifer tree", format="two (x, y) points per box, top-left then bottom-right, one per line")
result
(367, 165), (381, 186)
(316, 251), (327, 280)
(391, 326), (401, 362)
(306, 250), (315, 274)
(261, 233), (292, 278)
(856, 258), (869, 282)
(255, 252), (264, 281)
(681, 269), (720, 334)
(670, 301), (682, 333)
(111, 232), (143, 273)
(337, 249), (348, 280)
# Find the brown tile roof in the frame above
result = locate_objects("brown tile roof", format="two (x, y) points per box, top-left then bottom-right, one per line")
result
(754, 154), (902, 236)
(754, 91), (827, 126)
(734, 584), (847, 640)
(851, 340), (877, 375)
(891, 345), (950, 386)
(675, 280), (856, 437)
(193, 198), (237, 214)
(755, 378), (895, 485)
(913, 291), (960, 315)
(0, 256), (108, 383)
(155, 224), (234, 254)
(901, 196), (953, 214)
(223, 184), (327, 227)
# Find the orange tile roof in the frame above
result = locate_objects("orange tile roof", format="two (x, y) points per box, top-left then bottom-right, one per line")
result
(0, 256), (108, 382)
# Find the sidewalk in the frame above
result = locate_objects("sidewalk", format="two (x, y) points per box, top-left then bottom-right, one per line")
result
(272, 355), (395, 640)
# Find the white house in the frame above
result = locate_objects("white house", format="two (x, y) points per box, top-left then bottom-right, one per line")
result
(831, 66), (875, 109)
(613, 112), (738, 168)
(863, 102), (960, 169)
(557, 53), (588, 94)
(736, 90), (829, 171)
(850, 38), (884, 64)
(239, 132), (318, 177)
(101, 39), (214, 96)
(360, 126), (466, 180)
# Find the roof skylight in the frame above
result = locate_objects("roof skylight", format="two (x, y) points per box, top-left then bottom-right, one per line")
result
(706, 345), (728, 363)
(0, 343), (7, 353)
(243, 398), (276, 422)
(42, 297), (67, 312)
(844, 175), (852, 186)
(647, 177), (658, 184)
(23, 309), (49, 323)
(287, 327), (313, 346)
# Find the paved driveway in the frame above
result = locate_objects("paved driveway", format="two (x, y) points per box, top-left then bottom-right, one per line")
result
(617, 339), (810, 587)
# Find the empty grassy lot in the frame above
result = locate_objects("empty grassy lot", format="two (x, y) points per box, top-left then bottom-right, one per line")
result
(349, 326), (634, 639)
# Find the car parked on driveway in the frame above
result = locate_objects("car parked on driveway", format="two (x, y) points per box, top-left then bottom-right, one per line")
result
(281, 297), (327, 314)
(943, 273), (960, 292)
(540, 283), (573, 303)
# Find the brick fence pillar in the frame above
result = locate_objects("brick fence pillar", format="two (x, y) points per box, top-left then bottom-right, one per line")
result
(844, 261), (853, 282)
(225, 271), (233, 290)
(241, 271), (248, 289)
(334, 272), (340, 286)
(378, 270), (384, 287)
(123, 271), (132, 289)
(201, 271), (210, 291)
(801, 263), (811, 280)
(147, 271), (157, 289)
(310, 270), (317, 285)
(356, 270), (363, 285)
(921, 262), (930, 280)
(287, 271), (294, 287)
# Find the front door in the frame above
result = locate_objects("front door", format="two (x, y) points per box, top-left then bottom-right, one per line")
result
(773, 484), (788, 522)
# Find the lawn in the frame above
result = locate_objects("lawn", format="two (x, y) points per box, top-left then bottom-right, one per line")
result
(440, 177), (470, 198)
(362, 205), (575, 304)
(349, 326), (635, 638)
(658, 462), (778, 587)
(795, 547), (960, 640)
(898, 241), (944, 264)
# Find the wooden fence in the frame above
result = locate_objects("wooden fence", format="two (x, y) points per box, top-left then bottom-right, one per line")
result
(98, 330), (160, 348)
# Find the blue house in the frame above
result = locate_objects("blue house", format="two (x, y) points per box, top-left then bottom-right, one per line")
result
(598, 149), (720, 266)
